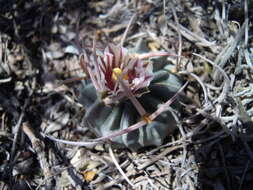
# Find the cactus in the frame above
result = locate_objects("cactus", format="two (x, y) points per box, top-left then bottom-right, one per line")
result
(79, 40), (182, 150)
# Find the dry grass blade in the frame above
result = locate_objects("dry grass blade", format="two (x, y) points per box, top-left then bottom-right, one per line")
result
(138, 145), (183, 170)
(244, 0), (249, 46)
(120, 13), (137, 47)
(170, 2), (182, 71)
(0, 77), (12, 83)
(11, 98), (30, 160)
(167, 22), (216, 50)
(45, 135), (102, 147)
(108, 145), (135, 188)
(213, 22), (246, 81)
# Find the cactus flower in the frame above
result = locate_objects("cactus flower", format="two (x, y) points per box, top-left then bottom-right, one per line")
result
(80, 44), (153, 105)
(79, 40), (183, 150)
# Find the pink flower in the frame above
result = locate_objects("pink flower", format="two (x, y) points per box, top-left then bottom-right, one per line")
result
(80, 44), (153, 104)
(48, 42), (188, 147)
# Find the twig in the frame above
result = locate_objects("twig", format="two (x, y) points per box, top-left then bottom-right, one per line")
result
(143, 170), (159, 189)
(120, 13), (137, 47)
(213, 22), (246, 81)
(167, 22), (216, 51)
(108, 145), (135, 188)
(22, 122), (53, 185)
(238, 160), (250, 190)
(215, 81), (230, 104)
(146, 138), (190, 155)
(11, 98), (29, 160)
(244, 0), (248, 46)
(170, 2), (182, 71)
(244, 49), (253, 67)
(138, 52), (179, 60)
(138, 145), (182, 170)
(45, 134), (102, 147)
(0, 77), (12, 83)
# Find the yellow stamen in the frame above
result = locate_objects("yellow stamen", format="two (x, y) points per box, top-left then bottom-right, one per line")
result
(141, 114), (152, 124)
(112, 68), (128, 81)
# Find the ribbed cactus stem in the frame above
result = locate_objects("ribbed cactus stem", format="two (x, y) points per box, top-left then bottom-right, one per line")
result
(112, 68), (152, 123)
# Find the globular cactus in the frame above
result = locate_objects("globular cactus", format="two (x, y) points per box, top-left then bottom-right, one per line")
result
(79, 41), (182, 150)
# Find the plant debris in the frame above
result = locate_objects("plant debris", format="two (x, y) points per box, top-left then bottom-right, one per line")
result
(0, 0), (252, 189)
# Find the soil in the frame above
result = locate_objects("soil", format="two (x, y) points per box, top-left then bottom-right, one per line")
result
(0, 0), (253, 189)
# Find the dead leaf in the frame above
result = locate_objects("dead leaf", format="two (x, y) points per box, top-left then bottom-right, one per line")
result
(83, 170), (97, 182)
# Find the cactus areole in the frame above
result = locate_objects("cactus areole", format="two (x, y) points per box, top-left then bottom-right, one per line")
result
(79, 42), (182, 150)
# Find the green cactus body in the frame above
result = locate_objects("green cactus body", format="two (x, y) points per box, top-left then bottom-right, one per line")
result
(79, 54), (182, 150)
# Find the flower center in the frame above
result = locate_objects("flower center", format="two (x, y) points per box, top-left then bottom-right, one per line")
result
(112, 67), (128, 81)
